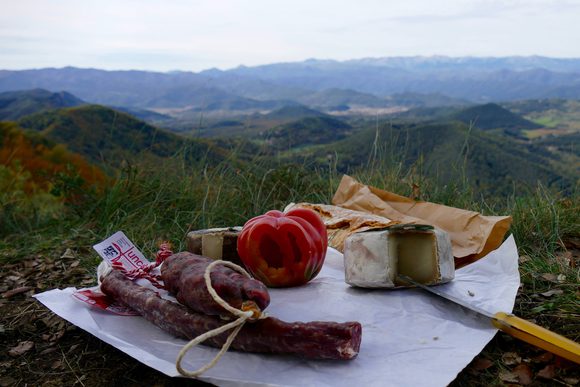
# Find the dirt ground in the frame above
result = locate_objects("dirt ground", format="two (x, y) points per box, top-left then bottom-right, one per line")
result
(1, 252), (578, 386)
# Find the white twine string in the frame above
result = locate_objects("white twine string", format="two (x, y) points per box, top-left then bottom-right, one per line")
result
(176, 260), (266, 377)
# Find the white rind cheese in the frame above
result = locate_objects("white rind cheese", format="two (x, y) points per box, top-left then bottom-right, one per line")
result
(344, 227), (454, 288)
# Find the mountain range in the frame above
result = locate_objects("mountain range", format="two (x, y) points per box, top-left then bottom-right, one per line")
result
(1, 56), (579, 118)
(0, 65), (578, 197)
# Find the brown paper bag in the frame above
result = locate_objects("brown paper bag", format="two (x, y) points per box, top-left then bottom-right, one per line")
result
(332, 175), (512, 268)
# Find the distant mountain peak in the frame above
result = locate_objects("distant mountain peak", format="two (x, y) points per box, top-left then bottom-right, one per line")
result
(0, 89), (85, 121)
(452, 103), (542, 132)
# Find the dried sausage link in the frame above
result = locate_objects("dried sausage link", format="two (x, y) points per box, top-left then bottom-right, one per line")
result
(101, 270), (361, 360)
(161, 252), (270, 317)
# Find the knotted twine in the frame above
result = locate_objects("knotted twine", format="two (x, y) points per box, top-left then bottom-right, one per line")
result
(97, 242), (173, 288)
(109, 242), (174, 289)
(175, 260), (267, 377)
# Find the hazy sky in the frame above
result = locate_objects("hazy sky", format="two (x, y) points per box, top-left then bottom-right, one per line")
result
(1, 0), (579, 72)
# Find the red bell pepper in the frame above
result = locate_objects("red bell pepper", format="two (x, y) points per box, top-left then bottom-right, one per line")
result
(237, 208), (328, 287)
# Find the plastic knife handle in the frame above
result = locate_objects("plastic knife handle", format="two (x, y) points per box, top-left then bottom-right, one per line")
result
(492, 312), (580, 364)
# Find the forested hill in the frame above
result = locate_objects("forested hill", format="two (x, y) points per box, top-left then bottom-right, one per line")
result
(16, 105), (229, 169)
(2, 88), (578, 198)
(0, 89), (84, 120)
(452, 103), (542, 131)
(293, 122), (576, 195)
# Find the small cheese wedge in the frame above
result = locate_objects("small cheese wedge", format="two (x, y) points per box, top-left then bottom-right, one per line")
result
(344, 226), (454, 288)
(186, 227), (242, 264)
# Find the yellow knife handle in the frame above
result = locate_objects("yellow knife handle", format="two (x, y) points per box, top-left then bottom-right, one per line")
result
(492, 312), (580, 364)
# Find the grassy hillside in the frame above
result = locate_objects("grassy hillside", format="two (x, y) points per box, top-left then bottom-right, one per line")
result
(263, 116), (353, 151)
(6, 98), (577, 199)
(390, 105), (463, 123)
(536, 131), (580, 156)
(17, 105), (229, 169)
(452, 103), (542, 133)
(534, 132), (580, 177)
(0, 89), (84, 120)
(293, 122), (576, 195)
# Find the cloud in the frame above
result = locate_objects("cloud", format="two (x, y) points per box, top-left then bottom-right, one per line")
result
(1, 0), (579, 71)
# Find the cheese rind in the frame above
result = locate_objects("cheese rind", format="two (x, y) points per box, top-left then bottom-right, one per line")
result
(344, 232), (397, 287)
(344, 227), (454, 288)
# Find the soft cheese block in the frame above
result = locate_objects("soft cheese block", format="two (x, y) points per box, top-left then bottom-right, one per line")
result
(344, 226), (454, 288)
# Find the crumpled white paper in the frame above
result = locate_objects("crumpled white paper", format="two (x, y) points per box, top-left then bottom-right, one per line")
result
(34, 235), (520, 387)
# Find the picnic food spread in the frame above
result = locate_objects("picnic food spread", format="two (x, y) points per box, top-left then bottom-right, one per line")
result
(90, 203), (464, 375)
(41, 176), (575, 385)
(58, 176), (527, 380)
(90, 206), (368, 376)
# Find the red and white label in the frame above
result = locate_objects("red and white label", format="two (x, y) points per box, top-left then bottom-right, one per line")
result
(92, 231), (149, 271)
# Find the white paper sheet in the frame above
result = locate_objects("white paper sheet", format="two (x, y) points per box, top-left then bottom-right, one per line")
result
(35, 235), (520, 387)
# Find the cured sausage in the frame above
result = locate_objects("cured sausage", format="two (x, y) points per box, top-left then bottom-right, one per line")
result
(100, 270), (362, 360)
(161, 252), (270, 317)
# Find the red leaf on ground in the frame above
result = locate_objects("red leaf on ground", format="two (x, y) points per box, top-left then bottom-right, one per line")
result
(8, 341), (35, 357)
(537, 364), (556, 380)
(513, 364), (533, 385)
(2, 286), (34, 299)
(470, 357), (494, 372)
